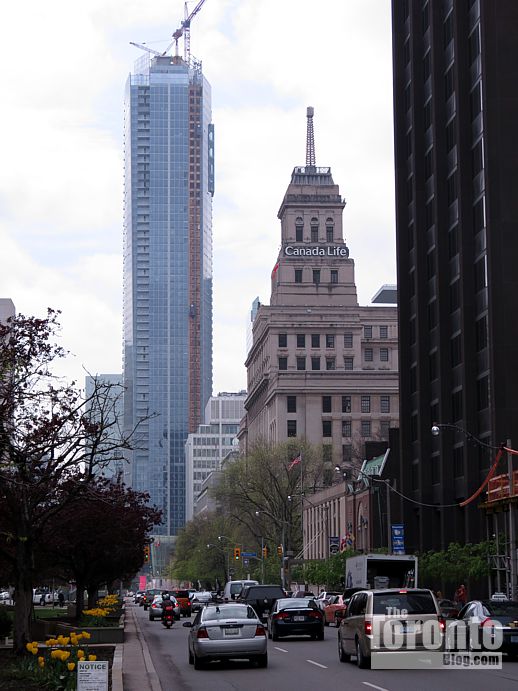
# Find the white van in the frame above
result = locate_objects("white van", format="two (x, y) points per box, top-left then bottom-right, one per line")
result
(223, 579), (258, 601)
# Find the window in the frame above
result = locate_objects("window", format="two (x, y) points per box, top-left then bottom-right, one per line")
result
(322, 396), (332, 413)
(364, 325), (372, 339)
(422, 1), (429, 33)
(410, 365), (417, 393)
(450, 279), (460, 312)
(428, 300), (437, 329)
(342, 396), (351, 413)
(429, 350), (437, 381)
(403, 38), (410, 65)
(447, 173), (457, 206)
(470, 82), (482, 121)
(344, 357), (353, 371)
(295, 269), (303, 283)
(474, 256), (487, 291)
(361, 420), (371, 437)
(323, 445), (332, 463)
(452, 389), (463, 421)
(425, 200), (434, 229)
(361, 396), (371, 413)
(426, 250), (436, 279)
(365, 348), (373, 362)
(431, 454), (440, 484)
(342, 444), (352, 463)
(446, 117), (456, 151)
(380, 421), (390, 439)
(278, 333), (287, 347)
(296, 356), (306, 371)
(424, 100), (432, 129)
(445, 66), (454, 100)
(287, 396), (297, 413)
(295, 217), (304, 242)
(322, 420), (332, 437)
(380, 395), (390, 413)
(342, 420), (352, 437)
(424, 148), (433, 180)
(326, 226), (334, 243)
(379, 325), (388, 339)
(287, 420), (297, 437)
(473, 197), (486, 235)
(453, 446), (463, 478)
(311, 356), (321, 370)
(330, 270), (338, 284)
(476, 315), (487, 351)
(311, 334), (320, 347)
(411, 414), (418, 442)
(423, 51), (431, 80)
(326, 334), (335, 348)
(380, 348), (389, 362)
(278, 357), (287, 370)
(311, 218), (319, 242)
(344, 332), (353, 348)
(444, 12), (453, 47)
(477, 376), (489, 410)
(448, 224), (458, 258)
(326, 357), (336, 371)
(472, 140), (483, 177)
(313, 269), (320, 284)
(296, 334), (305, 348)
(410, 317), (416, 344)
(469, 25), (480, 65)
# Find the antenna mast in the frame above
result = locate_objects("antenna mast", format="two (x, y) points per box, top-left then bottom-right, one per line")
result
(306, 106), (316, 167)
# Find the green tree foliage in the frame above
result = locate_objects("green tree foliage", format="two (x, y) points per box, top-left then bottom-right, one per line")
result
(293, 549), (358, 590)
(419, 541), (493, 586)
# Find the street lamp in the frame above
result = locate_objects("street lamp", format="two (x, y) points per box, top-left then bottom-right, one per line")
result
(255, 510), (289, 589)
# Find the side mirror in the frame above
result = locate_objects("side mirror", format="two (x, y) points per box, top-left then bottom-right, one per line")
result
(182, 621), (192, 627)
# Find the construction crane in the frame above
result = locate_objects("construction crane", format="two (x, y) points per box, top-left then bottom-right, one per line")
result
(130, 0), (207, 63)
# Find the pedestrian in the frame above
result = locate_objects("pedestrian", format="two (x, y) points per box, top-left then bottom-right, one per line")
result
(435, 590), (443, 600)
(454, 583), (467, 607)
(58, 591), (65, 608)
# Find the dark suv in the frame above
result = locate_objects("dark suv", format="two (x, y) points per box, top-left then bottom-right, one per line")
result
(171, 589), (192, 617)
(238, 584), (286, 622)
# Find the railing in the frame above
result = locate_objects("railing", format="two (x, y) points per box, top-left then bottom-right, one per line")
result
(487, 471), (518, 501)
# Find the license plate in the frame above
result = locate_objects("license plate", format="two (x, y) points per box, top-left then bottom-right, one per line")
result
(223, 628), (239, 637)
(294, 616), (305, 622)
(511, 635), (518, 643)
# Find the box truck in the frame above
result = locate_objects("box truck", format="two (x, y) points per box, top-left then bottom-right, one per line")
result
(345, 554), (418, 590)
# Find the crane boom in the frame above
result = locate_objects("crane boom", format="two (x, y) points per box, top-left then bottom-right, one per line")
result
(129, 41), (162, 57)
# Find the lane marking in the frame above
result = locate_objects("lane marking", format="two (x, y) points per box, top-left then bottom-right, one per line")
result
(274, 646), (289, 652)
(306, 659), (327, 669)
(362, 683), (390, 691)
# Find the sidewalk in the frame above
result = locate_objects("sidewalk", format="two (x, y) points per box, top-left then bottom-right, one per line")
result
(122, 603), (162, 691)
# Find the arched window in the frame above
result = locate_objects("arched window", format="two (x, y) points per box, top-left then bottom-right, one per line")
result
(311, 217), (319, 242)
(326, 217), (334, 242)
(295, 216), (303, 242)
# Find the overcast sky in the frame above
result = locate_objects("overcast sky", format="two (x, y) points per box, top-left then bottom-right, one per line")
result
(0, 0), (396, 395)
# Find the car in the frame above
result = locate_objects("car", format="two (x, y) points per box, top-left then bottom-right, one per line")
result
(293, 590), (316, 598)
(134, 591), (145, 605)
(32, 589), (58, 606)
(149, 595), (180, 621)
(451, 599), (518, 658)
(237, 584), (286, 623)
(184, 602), (267, 669)
(338, 588), (444, 668)
(222, 579), (259, 601)
(323, 594), (349, 626)
(316, 591), (341, 609)
(437, 598), (459, 619)
(190, 591), (212, 613)
(268, 597), (324, 640)
(171, 589), (192, 617)
(142, 589), (161, 610)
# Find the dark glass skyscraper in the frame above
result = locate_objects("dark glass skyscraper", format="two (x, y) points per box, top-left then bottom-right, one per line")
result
(123, 53), (214, 537)
(391, 1), (518, 552)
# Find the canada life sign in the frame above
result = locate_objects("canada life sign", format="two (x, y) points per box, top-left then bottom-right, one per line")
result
(284, 245), (349, 257)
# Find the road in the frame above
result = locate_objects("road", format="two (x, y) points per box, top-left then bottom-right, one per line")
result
(133, 604), (518, 690)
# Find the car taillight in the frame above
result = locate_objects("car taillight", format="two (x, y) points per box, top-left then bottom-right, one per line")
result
(309, 610), (322, 619)
(438, 617), (446, 633)
(364, 621), (373, 635)
(273, 612), (289, 620)
(255, 625), (266, 636)
(196, 627), (209, 639)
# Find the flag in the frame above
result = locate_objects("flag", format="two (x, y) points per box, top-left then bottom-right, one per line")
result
(271, 260), (280, 279)
(288, 454), (301, 471)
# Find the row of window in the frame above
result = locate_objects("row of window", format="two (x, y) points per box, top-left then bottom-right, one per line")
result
(278, 327), (389, 348)
(279, 352), (391, 371)
(294, 216), (334, 243)
(286, 419), (391, 439)
(287, 395), (391, 414)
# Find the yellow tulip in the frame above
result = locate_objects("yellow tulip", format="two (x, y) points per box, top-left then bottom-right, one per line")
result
(77, 649), (85, 658)
(38, 659), (45, 668)
(60, 651), (71, 661)
(51, 650), (62, 659)
(25, 643), (33, 652)
(78, 656), (85, 661)
(67, 662), (75, 671)
(62, 637), (70, 645)
(38, 656), (44, 664)
(81, 631), (91, 639)
(88, 654), (97, 661)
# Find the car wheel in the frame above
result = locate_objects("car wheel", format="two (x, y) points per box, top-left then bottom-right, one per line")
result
(256, 653), (268, 668)
(317, 629), (325, 641)
(356, 638), (370, 669)
(338, 634), (351, 663)
(193, 652), (204, 670)
(188, 647), (194, 665)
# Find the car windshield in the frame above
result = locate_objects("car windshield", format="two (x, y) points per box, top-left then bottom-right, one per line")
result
(373, 592), (437, 615)
(485, 601), (518, 618)
(278, 598), (316, 609)
(203, 605), (256, 621)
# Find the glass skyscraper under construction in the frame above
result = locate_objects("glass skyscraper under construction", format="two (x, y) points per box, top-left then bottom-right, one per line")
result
(123, 52), (214, 538)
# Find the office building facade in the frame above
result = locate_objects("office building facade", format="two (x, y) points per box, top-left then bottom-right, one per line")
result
(123, 53), (214, 536)
(242, 109), (399, 472)
(391, 1), (518, 551)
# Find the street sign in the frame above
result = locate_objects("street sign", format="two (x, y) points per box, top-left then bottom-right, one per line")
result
(243, 558), (249, 567)
(329, 536), (340, 555)
(391, 524), (405, 554)
(241, 552), (257, 557)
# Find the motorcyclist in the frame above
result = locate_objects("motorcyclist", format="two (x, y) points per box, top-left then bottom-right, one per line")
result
(161, 591), (175, 623)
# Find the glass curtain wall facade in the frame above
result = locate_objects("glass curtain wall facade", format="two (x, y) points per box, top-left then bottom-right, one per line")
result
(123, 54), (214, 537)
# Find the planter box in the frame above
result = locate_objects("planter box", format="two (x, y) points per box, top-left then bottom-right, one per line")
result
(31, 614), (124, 644)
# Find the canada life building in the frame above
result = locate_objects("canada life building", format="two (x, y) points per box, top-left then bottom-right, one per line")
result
(123, 50), (214, 539)
(241, 109), (399, 471)
(392, 1), (518, 551)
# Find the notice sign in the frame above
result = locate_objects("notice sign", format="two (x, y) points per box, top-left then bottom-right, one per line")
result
(77, 660), (108, 691)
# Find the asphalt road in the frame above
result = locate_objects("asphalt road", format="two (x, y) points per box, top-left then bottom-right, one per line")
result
(134, 605), (518, 691)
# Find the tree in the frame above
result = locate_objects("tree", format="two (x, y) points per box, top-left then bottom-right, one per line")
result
(0, 310), (149, 653)
(39, 476), (162, 615)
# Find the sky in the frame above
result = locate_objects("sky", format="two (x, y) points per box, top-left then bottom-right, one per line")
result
(0, 0), (396, 396)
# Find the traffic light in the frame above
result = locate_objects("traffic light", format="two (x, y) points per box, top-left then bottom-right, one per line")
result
(143, 545), (150, 563)
(233, 547), (241, 561)
(262, 546), (268, 559)
(277, 545), (283, 557)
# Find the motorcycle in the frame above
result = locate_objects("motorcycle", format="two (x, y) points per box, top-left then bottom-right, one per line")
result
(161, 603), (175, 629)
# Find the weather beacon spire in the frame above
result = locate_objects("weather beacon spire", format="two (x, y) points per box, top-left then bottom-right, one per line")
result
(306, 106), (316, 167)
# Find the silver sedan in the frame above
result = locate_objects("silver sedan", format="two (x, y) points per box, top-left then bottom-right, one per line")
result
(184, 603), (268, 669)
